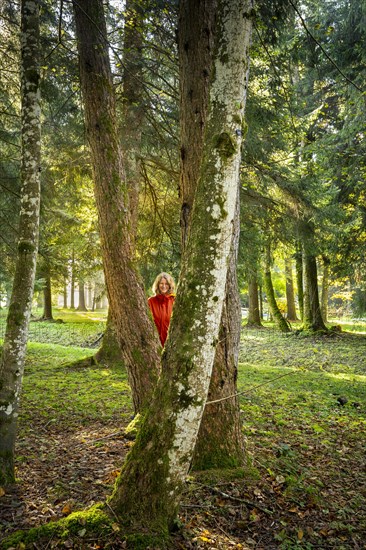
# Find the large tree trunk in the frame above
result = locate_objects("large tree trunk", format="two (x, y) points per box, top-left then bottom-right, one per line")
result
(109, 1), (252, 537)
(264, 243), (291, 333)
(73, 0), (160, 413)
(247, 274), (262, 326)
(179, 0), (249, 470)
(0, 0), (41, 485)
(285, 256), (298, 321)
(301, 221), (327, 331)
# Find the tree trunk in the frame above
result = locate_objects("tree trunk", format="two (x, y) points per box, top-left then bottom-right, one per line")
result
(178, 0), (250, 470)
(63, 279), (68, 308)
(321, 256), (330, 323)
(0, 0), (41, 485)
(285, 256), (298, 321)
(247, 274), (262, 326)
(301, 221), (327, 331)
(41, 265), (53, 320)
(109, 1), (252, 537)
(70, 249), (75, 309)
(73, 0), (160, 413)
(264, 243), (291, 333)
(77, 280), (87, 311)
(295, 248), (303, 320)
(94, 308), (123, 365)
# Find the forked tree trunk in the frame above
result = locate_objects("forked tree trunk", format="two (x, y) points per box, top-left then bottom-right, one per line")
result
(247, 274), (262, 326)
(285, 256), (298, 321)
(0, 0), (41, 485)
(73, 0), (160, 413)
(109, 0), (252, 537)
(264, 243), (291, 333)
(179, 0), (249, 470)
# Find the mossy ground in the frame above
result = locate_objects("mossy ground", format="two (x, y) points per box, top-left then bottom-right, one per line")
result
(0, 309), (366, 548)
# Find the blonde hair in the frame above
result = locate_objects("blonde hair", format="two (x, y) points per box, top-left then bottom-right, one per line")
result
(152, 272), (175, 295)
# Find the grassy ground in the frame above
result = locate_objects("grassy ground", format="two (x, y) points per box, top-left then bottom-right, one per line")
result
(0, 310), (366, 549)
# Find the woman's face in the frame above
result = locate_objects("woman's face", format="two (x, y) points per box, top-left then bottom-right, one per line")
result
(158, 277), (170, 295)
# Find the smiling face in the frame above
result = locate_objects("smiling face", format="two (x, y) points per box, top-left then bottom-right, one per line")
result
(158, 277), (170, 295)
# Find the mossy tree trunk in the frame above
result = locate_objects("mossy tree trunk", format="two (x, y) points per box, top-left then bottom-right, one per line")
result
(285, 256), (298, 321)
(264, 243), (291, 333)
(178, 0), (250, 470)
(247, 274), (262, 326)
(0, 0), (41, 485)
(73, 0), (160, 413)
(109, 0), (252, 535)
(321, 256), (330, 323)
(301, 221), (327, 331)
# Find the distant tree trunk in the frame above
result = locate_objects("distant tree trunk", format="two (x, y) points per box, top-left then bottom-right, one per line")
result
(70, 250), (75, 309)
(301, 221), (327, 331)
(73, 0), (160, 413)
(321, 256), (330, 323)
(285, 256), (298, 321)
(264, 243), (291, 333)
(109, 0), (251, 536)
(178, 0), (249, 469)
(63, 279), (68, 308)
(42, 267), (53, 320)
(247, 275), (262, 326)
(295, 248), (303, 320)
(0, 0), (41, 485)
(77, 280), (87, 311)
(259, 284), (264, 319)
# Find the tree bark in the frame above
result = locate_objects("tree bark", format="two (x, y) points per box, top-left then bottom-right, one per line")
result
(73, 0), (160, 413)
(179, 0), (249, 470)
(0, 0), (41, 485)
(247, 274), (262, 326)
(285, 256), (298, 321)
(264, 243), (291, 333)
(70, 249), (75, 308)
(63, 278), (68, 308)
(321, 256), (330, 323)
(301, 221), (327, 331)
(77, 280), (87, 311)
(295, 247), (303, 320)
(41, 264), (53, 320)
(109, 0), (252, 536)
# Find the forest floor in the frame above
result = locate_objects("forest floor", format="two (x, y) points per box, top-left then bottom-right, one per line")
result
(0, 309), (366, 549)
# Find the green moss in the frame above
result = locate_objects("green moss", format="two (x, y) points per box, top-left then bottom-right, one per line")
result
(18, 241), (36, 254)
(1, 505), (111, 549)
(124, 412), (141, 439)
(124, 532), (170, 549)
(213, 132), (236, 159)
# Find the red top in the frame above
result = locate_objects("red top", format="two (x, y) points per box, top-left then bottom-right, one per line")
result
(148, 293), (175, 346)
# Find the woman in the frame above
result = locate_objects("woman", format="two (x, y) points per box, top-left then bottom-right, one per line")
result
(148, 272), (175, 346)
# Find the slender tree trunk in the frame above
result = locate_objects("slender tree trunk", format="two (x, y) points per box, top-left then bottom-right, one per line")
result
(247, 274), (262, 326)
(73, 0), (160, 413)
(321, 256), (330, 323)
(0, 0), (41, 485)
(63, 279), (68, 308)
(264, 243), (291, 333)
(179, 0), (250, 470)
(285, 256), (298, 321)
(77, 280), (87, 311)
(109, 1), (252, 536)
(259, 284), (264, 319)
(70, 250), (75, 309)
(41, 265), (53, 320)
(295, 248), (303, 320)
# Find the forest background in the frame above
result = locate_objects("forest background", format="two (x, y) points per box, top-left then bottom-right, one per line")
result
(1, 0), (366, 548)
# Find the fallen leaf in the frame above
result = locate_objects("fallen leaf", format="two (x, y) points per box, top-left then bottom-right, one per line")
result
(298, 529), (304, 541)
(61, 503), (73, 515)
(0, 487), (5, 497)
